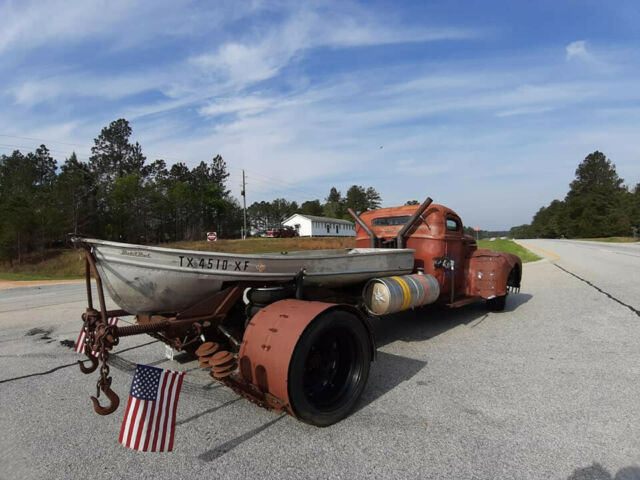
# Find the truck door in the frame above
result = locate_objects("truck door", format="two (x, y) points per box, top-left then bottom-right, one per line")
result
(444, 214), (465, 300)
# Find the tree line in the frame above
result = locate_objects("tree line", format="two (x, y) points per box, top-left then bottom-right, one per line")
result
(0, 118), (384, 263)
(247, 185), (382, 232)
(510, 151), (640, 239)
(3, 121), (635, 266)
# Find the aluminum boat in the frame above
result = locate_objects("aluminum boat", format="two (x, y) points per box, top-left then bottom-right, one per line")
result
(72, 237), (415, 314)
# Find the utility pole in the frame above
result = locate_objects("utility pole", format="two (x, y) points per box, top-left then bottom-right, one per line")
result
(241, 169), (247, 239)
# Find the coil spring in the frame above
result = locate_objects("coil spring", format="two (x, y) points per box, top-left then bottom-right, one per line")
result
(195, 342), (237, 379)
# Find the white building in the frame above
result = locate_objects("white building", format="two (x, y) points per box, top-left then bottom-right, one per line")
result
(282, 214), (356, 237)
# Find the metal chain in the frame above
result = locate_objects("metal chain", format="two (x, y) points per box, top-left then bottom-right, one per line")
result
(95, 324), (112, 398)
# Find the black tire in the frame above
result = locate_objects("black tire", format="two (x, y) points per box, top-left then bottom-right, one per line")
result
(245, 303), (265, 321)
(486, 266), (518, 312)
(247, 286), (294, 305)
(486, 294), (507, 311)
(288, 309), (372, 427)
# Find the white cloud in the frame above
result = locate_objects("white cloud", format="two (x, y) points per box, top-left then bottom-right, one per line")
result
(198, 96), (276, 117)
(190, 9), (478, 87)
(0, 0), (132, 53)
(2, 2), (639, 229)
(0, 0), (262, 54)
(10, 72), (171, 106)
(495, 106), (555, 117)
(566, 40), (589, 60)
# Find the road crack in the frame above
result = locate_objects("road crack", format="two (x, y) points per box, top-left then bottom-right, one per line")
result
(554, 263), (639, 317)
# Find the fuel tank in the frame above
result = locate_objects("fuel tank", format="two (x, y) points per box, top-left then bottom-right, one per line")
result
(363, 273), (440, 315)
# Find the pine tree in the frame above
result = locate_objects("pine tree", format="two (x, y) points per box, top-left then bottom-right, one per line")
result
(365, 187), (382, 210)
(324, 187), (345, 218)
(565, 151), (628, 237)
(345, 185), (368, 213)
(89, 119), (145, 185)
(56, 152), (93, 234)
(211, 154), (230, 197)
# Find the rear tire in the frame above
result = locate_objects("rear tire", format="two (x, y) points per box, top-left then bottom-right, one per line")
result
(288, 310), (372, 427)
(486, 294), (507, 311)
(486, 266), (519, 312)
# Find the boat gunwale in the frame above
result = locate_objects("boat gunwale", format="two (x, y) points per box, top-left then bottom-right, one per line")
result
(96, 254), (413, 278)
(78, 237), (415, 261)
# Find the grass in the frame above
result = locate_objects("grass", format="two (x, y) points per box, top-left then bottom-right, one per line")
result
(477, 238), (541, 263)
(163, 236), (356, 254)
(1, 236), (542, 281)
(0, 249), (86, 281)
(576, 237), (638, 243)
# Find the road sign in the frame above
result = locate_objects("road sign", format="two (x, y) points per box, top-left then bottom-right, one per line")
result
(473, 227), (480, 232)
(206, 231), (217, 242)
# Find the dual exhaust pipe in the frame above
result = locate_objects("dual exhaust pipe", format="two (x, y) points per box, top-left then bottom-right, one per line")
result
(348, 196), (433, 249)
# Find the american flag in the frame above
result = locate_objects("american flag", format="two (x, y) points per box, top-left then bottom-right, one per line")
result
(118, 364), (186, 452)
(74, 317), (119, 355)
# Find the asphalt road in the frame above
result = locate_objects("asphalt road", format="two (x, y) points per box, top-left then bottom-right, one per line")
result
(1, 240), (639, 479)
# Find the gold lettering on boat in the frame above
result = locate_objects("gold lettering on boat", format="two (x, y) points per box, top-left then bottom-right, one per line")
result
(120, 249), (151, 258)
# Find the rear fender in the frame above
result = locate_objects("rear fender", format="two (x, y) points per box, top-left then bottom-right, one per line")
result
(466, 250), (521, 298)
(238, 299), (374, 416)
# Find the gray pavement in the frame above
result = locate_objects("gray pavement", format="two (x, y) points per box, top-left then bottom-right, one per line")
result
(1, 240), (639, 479)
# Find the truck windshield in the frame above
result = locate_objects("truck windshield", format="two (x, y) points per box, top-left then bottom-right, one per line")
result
(372, 216), (411, 226)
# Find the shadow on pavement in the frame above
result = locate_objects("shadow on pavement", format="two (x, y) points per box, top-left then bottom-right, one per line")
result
(567, 462), (640, 480)
(198, 415), (286, 462)
(355, 350), (427, 413)
(177, 398), (242, 426)
(352, 292), (532, 410)
(372, 293), (533, 347)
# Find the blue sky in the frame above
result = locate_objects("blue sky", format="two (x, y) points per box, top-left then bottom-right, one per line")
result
(1, 0), (639, 229)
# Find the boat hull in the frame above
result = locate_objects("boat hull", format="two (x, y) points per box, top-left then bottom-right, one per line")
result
(78, 238), (415, 314)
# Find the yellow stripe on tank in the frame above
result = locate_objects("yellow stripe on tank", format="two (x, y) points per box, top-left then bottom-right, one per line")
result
(392, 276), (412, 310)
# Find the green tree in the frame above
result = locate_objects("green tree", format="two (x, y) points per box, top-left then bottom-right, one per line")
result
(142, 159), (169, 183)
(168, 181), (192, 240)
(89, 119), (146, 239)
(345, 185), (368, 213)
(30, 145), (58, 250)
(56, 152), (94, 234)
(169, 162), (192, 183)
(511, 151), (634, 239)
(630, 183), (640, 236)
(110, 174), (143, 241)
(324, 186), (345, 218)
(326, 187), (341, 203)
(565, 151), (628, 237)
(211, 154), (231, 197)
(271, 198), (298, 221)
(300, 200), (323, 216)
(568, 151), (624, 196)
(248, 201), (276, 231)
(530, 200), (568, 238)
(365, 187), (382, 210)
(0, 151), (39, 262)
(509, 224), (534, 239)
(89, 119), (145, 185)
(143, 160), (173, 242)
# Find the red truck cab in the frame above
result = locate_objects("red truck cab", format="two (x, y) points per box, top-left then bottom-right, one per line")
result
(355, 201), (521, 310)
